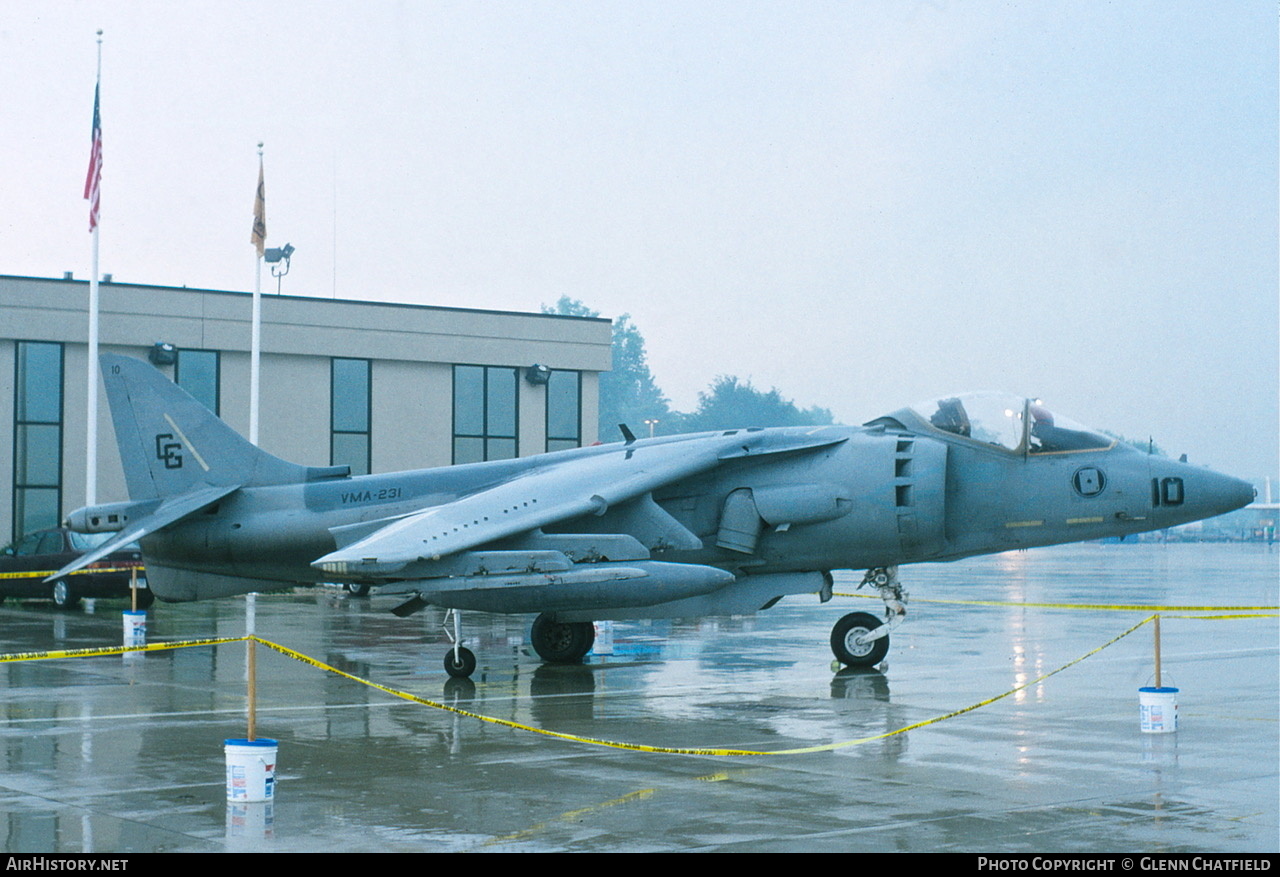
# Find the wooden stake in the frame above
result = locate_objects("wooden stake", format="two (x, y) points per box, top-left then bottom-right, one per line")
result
(246, 594), (257, 741)
(1153, 614), (1162, 689)
(247, 639), (257, 741)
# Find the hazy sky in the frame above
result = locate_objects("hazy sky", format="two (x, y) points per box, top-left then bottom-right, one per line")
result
(3, 2), (1276, 485)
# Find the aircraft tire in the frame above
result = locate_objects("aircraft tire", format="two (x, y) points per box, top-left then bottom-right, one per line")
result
(444, 646), (477, 679)
(133, 588), (155, 609)
(530, 614), (595, 663)
(831, 612), (888, 667)
(344, 582), (372, 597)
(51, 580), (81, 610)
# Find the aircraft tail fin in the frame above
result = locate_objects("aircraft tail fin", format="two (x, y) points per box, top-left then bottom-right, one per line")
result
(101, 354), (346, 500)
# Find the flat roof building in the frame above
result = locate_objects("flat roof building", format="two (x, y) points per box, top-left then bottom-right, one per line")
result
(1, 275), (613, 542)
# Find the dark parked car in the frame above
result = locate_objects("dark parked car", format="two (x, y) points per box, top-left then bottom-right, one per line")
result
(0, 528), (151, 609)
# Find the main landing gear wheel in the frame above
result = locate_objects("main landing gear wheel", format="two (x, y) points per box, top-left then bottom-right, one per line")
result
(444, 646), (476, 679)
(530, 613), (595, 663)
(830, 612), (889, 667)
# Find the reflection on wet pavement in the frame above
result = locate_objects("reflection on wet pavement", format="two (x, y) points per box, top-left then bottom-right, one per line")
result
(1, 543), (1275, 852)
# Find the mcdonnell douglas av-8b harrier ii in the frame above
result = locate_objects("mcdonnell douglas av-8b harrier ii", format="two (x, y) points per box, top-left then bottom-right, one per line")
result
(55, 355), (1253, 677)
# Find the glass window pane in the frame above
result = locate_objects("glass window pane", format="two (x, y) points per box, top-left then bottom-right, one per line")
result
(331, 432), (369, 477)
(486, 437), (517, 461)
(453, 365), (520, 462)
(547, 370), (580, 443)
(176, 350), (219, 414)
(546, 438), (579, 453)
(453, 366), (484, 436)
(16, 424), (61, 485)
(17, 342), (62, 423)
(15, 489), (59, 538)
(332, 359), (370, 432)
(486, 367), (517, 438)
(453, 436), (485, 465)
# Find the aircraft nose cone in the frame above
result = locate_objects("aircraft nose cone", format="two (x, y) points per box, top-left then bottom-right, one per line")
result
(1186, 469), (1255, 519)
(1211, 472), (1256, 515)
(1227, 476), (1257, 513)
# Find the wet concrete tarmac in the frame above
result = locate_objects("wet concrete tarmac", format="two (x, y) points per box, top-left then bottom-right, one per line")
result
(1, 543), (1275, 853)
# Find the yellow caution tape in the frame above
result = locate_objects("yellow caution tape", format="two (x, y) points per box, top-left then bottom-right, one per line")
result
(0, 636), (244, 663)
(764, 615), (1157, 754)
(0, 611), (1268, 756)
(1159, 612), (1280, 620)
(833, 592), (1278, 613)
(247, 636), (770, 756)
(0, 565), (142, 581)
(246, 621), (1165, 755)
(482, 788), (660, 848)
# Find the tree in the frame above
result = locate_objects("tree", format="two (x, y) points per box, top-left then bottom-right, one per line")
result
(542, 296), (670, 439)
(542, 298), (833, 439)
(673, 375), (835, 433)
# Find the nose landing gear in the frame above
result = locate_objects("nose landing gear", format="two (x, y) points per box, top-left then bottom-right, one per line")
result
(831, 612), (889, 666)
(830, 566), (907, 668)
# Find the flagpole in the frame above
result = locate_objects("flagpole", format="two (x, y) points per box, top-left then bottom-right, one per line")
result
(85, 30), (104, 507)
(250, 143), (264, 446)
(247, 144), (265, 740)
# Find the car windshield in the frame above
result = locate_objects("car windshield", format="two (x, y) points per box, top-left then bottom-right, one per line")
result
(66, 531), (138, 552)
(908, 393), (1113, 455)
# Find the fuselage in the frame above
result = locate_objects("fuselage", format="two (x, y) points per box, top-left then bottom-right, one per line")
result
(142, 413), (1253, 600)
(71, 356), (1254, 615)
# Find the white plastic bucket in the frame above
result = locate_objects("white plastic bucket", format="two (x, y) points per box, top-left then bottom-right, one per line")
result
(592, 621), (615, 656)
(1138, 686), (1178, 734)
(225, 738), (278, 802)
(122, 610), (146, 646)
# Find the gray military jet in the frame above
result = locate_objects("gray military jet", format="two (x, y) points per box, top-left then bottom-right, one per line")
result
(57, 355), (1254, 677)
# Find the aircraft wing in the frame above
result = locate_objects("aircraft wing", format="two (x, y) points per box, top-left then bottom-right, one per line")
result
(313, 429), (847, 577)
(49, 483), (241, 581)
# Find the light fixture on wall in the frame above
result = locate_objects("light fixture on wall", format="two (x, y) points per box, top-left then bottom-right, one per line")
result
(148, 342), (177, 366)
(525, 364), (551, 386)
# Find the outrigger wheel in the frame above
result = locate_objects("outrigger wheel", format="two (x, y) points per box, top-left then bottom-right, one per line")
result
(444, 646), (477, 679)
(530, 613), (595, 663)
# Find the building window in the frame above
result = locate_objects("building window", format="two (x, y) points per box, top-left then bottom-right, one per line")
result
(176, 349), (220, 415)
(331, 358), (370, 476)
(546, 370), (581, 452)
(13, 341), (63, 539)
(453, 365), (518, 464)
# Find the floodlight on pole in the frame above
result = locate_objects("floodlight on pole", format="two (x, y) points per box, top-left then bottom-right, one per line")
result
(264, 243), (294, 294)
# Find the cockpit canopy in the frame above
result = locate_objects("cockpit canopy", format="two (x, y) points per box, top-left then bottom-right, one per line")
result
(880, 392), (1115, 455)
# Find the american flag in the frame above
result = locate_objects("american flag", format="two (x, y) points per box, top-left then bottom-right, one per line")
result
(84, 82), (102, 232)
